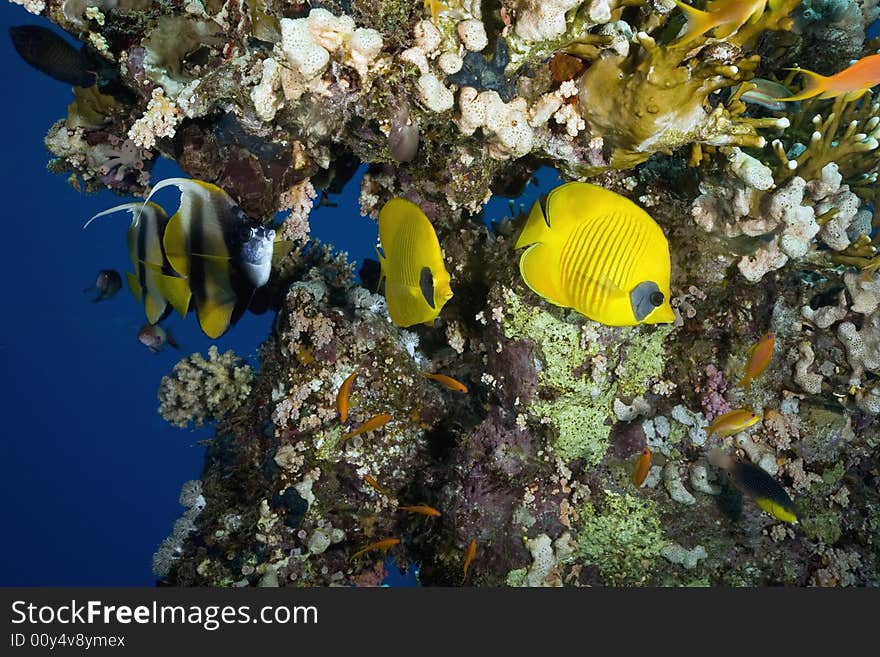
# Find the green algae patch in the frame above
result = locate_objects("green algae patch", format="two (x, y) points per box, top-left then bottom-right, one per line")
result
(574, 491), (666, 585)
(501, 288), (672, 464)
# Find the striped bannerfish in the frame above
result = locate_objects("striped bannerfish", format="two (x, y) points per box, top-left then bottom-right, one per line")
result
(142, 178), (291, 339)
(514, 182), (674, 326)
(84, 201), (190, 324)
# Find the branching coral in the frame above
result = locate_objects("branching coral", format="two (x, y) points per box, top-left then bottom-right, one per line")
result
(158, 346), (255, 428)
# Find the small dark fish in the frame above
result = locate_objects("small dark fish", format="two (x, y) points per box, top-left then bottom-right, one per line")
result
(9, 25), (96, 87)
(83, 269), (122, 302)
(727, 460), (798, 523)
(138, 324), (178, 353)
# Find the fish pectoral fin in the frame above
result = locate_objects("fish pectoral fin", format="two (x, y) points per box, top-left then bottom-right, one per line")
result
(159, 274), (192, 319)
(190, 252), (234, 263)
(519, 243), (569, 308)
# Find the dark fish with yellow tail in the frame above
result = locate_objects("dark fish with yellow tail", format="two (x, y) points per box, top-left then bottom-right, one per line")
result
(350, 537), (400, 560)
(462, 539), (477, 582)
(707, 408), (761, 437)
(9, 25), (97, 87)
(336, 368), (360, 423)
(143, 178), (293, 339)
(377, 198), (453, 327)
(515, 182), (674, 326)
(84, 269), (122, 302)
(633, 447), (652, 488)
(84, 201), (191, 325)
(138, 323), (178, 353)
(738, 332), (774, 389)
(425, 372), (468, 393)
(397, 505), (442, 517)
(342, 413), (393, 441)
(709, 450), (798, 523)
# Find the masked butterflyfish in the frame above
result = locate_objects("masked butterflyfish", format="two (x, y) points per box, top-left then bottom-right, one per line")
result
(143, 178), (292, 339)
(515, 182), (675, 326)
(84, 201), (191, 324)
(377, 198), (453, 327)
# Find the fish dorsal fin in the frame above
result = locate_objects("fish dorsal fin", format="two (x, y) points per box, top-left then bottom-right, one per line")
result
(514, 194), (551, 250)
(518, 242), (570, 308)
(545, 182), (632, 234)
(84, 200), (167, 230)
(420, 266), (435, 308)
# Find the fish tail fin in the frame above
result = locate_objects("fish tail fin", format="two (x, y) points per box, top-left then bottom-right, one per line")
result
(671, 0), (716, 43)
(514, 196), (551, 250)
(776, 68), (829, 102)
(375, 246), (387, 290)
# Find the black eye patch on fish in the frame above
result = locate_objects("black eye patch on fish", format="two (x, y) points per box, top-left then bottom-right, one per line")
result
(630, 280), (664, 322)
(420, 266), (435, 309)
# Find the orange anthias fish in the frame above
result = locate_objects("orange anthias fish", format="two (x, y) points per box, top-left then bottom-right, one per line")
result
(672, 0), (768, 44)
(633, 447), (652, 488)
(363, 475), (392, 496)
(342, 413), (393, 440)
(707, 408), (761, 437)
(425, 372), (469, 393)
(336, 368), (360, 423)
(350, 537), (401, 560)
(398, 504), (442, 517)
(738, 332), (774, 388)
(777, 55), (880, 102)
(462, 539), (477, 582)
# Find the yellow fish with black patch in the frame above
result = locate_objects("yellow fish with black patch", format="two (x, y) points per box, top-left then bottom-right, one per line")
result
(710, 450), (798, 523)
(514, 182), (675, 326)
(84, 201), (191, 324)
(377, 198), (453, 327)
(144, 178), (292, 339)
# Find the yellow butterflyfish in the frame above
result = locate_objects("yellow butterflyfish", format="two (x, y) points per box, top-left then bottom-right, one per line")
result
(377, 198), (453, 328)
(514, 182), (675, 327)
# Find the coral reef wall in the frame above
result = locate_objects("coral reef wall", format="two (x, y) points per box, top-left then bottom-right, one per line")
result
(21, 0), (880, 585)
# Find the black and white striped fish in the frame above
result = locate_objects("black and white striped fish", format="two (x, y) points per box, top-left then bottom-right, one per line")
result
(143, 178), (289, 339)
(84, 201), (190, 324)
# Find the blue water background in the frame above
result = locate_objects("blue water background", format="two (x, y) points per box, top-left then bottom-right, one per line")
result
(0, 3), (556, 585)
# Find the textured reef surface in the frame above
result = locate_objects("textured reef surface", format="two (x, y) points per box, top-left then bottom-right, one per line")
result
(19, 0), (880, 585)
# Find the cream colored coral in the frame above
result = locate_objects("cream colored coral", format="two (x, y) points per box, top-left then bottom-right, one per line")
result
(158, 346), (254, 428)
(457, 87), (534, 159)
(128, 88), (181, 150)
(11, 0), (45, 15)
(251, 58), (283, 122)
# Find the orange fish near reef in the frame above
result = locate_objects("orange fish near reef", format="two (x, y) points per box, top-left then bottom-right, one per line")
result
(350, 537), (401, 560)
(363, 475), (392, 496)
(671, 0), (768, 44)
(707, 408), (761, 437)
(738, 333), (774, 389)
(342, 413), (393, 440)
(336, 368), (360, 423)
(633, 448), (652, 488)
(778, 55), (880, 102)
(462, 539), (477, 582)
(398, 505), (442, 517)
(425, 372), (469, 393)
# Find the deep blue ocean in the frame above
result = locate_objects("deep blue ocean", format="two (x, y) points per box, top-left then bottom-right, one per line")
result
(0, 1), (557, 585)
